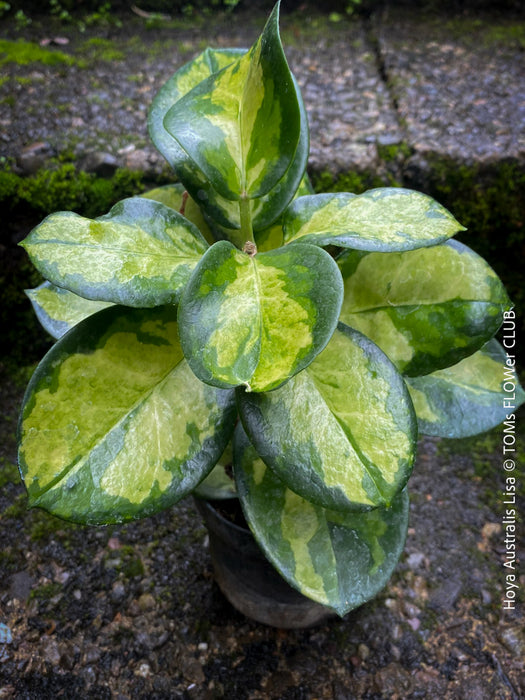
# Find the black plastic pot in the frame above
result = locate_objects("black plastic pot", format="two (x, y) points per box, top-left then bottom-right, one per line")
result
(194, 497), (335, 628)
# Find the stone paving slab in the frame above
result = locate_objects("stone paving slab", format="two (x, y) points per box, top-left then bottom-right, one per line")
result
(1, 7), (523, 181)
(375, 8), (525, 165)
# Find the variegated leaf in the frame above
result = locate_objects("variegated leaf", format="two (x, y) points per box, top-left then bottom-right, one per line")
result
(338, 240), (511, 376)
(140, 183), (214, 245)
(18, 305), (237, 524)
(148, 47), (246, 231)
(406, 339), (525, 438)
(26, 281), (113, 339)
(237, 323), (417, 511)
(213, 171), (315, 253)
(234, 424), (409, 615)
(178, 240), (343, 392)
(150, 36), (308, 234)
(20, 197), (209, 307)
(253, 172), (315, 252)
(194, 442), (236, 499)
(163, 3), (300, 202)
(283, 189), (465, 251)
(148, 47), (245, 172)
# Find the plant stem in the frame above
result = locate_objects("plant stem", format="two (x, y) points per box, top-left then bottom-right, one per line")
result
(239, 194), (254, 245)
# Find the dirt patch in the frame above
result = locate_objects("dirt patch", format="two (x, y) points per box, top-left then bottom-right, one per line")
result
(1, 362), (523, 698)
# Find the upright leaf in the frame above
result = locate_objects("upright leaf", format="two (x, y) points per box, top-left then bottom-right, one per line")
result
(406, 339), (525, 438)
(237, 323), (417, 511)
(20, 197), (209, 307)
(178, 240), (343, 392)
(283, 189), (465, 251)
(234, 424), (409, 616)
(150, 36), (308, 233)
(338, 240), (511, 376)
(18, 306), (237, 524)
(163, 3), (301, 202)
(26, 281), (113, 339)
(148, 47), (245, 173)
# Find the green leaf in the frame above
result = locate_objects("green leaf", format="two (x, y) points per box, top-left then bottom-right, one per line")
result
(18, 305), (237, 524)
(149, 37), (308, 233)
(163, 3), (301, 202)
(178, 240), (343, 392)
(148, 47), (246, 231)
(20, 197), (209, 307)
(26, 281), (113, 339)
(283, 188), (466, 251)
(234, 424), (409, 615)
(253, 172), (315, 252)
(406, 339), (525, 438)
(237, 323), (417, 511)
(194, 442), (236, 499)
(338, 240), (511, 376)
(201, 78), (309, 237)
(148, 47), (245, 174)
(211, 170), (315, 253)
(140, 183), (214, 245)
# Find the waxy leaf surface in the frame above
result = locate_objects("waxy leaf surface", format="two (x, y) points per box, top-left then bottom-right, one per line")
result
(149, 47), (246, 231)
(237, 323), (417, 511)
(406, 339), (525, 438)
(338, 240), (511, 376)
(18, 306), (237, 524)
(178, 240), (343, 392)
(234, 424), (409, 615)
(20, 197), (209, 307)
(283, 189), (465, 251)
(194, 442), (237, 499)
(140, 183), (214, 244)
(164, 3), (300, 201)
(159, 5), (307, 232)
(26, 281), (113, 339)
(148, 47), (245, 172)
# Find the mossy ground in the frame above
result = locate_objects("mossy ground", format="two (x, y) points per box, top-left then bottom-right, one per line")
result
(0, 162), (168, 364)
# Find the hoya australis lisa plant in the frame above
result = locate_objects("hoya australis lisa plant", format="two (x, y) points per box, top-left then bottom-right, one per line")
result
(18, 3), (524, 617)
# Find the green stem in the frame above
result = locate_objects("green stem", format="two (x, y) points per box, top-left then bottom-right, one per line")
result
(239, 195), (254, 245)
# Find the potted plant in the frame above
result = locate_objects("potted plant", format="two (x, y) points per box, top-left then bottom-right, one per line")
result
(17, 2), (523, 627)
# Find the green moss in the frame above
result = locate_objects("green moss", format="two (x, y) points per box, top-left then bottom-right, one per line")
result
(0, 549), (20, 572)
(1, 163), (152, 218)
(123, 557), (144, 577)
(29, 582), (63, 601)
(377, 141), (412, 163)
(0, 39), (76, 67)
(0, 162), (160, 364)
(442, 17), (525, 50)
(2, 493), (29, 519)
(310, 168), (398, 195)
(0, 458), (19, 488)
(29, 508), (79, 542)
(109, 545), (145, 577)
(14, 76), (35, 86)
(79, 37), (125, 62)
(280, 11), (353, 48)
